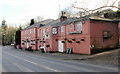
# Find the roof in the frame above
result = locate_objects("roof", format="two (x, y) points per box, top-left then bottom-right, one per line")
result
(21, 19), (53, 31)
(21, 16), (119, 31)
(39, 17), (90, 28)
(40, 19), (60, 28)
(89, 16), (118, 22)
(51, 17), (89, 27)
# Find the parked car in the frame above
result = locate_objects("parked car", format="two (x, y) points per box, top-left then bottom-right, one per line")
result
(11, 43), (14, 46)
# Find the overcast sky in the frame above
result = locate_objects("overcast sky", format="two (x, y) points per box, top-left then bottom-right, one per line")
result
(0, 0), (119, 27)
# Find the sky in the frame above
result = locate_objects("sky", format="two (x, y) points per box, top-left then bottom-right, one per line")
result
(0, 0), (119, 27)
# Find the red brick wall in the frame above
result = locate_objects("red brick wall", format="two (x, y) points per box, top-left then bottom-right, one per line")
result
(90, 21), (118, 51)
(21, 28), (37, 50)
(58, 21), (91, 54)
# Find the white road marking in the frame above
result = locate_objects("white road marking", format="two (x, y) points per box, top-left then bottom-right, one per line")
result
(45, 67), (58, 72)
(23, 59), (37, 65)
(13, 62), (34, 72)
(3, 56), (34, 72)
(3, 52), (61, 72)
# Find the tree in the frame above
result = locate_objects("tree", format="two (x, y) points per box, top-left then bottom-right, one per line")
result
(15, 26), (22, 46)
(0, 19), (18, 45)
(30, 19), (35, 25)
(71, 0), (120, 17)
(1, 19), (7, 45)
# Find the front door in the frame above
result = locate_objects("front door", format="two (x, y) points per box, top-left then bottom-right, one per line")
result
(58, 40), (64, 52)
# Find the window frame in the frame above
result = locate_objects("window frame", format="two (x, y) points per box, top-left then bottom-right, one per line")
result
(61, 26), (64, 32)
(76, 22), (82, 33)
(103, 31), (112, 39)
(52, 27), (57, 34)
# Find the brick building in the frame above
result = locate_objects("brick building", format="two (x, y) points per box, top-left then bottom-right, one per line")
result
(21, 19), (53, 50)
(21, 16), (119, 54)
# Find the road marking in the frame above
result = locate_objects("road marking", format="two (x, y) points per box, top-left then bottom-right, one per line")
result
(13, 62), (34, 72)
(3, 52), (61, 72)
(23, 59), (37, 65)
(45, 67), (58, 72)
(4, 50), (117, 72)
(3, 55), (34, 72)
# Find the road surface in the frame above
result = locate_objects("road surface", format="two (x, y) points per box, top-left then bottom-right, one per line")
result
(1, 46), (118, 72)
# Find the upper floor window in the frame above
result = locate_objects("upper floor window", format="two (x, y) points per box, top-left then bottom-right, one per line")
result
(103, 31), (112, 39)
(61, 26), (64, 32)
(25, 31), (26, 35)
(70, 24), (73, 29)
(76, 22), (82, 33)
(43, 29), (45, 36)
(30, 29), (32, 34)
(39, 29), (41, 37)
(45, 28), (48, 34)
(41, 29), (43, 37)
(34, 28), (35, 34)
(52, 27), (57, 34)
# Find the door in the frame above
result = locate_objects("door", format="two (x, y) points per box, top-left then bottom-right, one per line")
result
(58, 40), (64, 52)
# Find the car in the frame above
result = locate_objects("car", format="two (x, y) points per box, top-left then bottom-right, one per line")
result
(11, 43), (14, 46)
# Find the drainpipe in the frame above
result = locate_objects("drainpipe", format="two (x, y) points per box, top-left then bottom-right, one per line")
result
(65, 24), (67, 52)
(35, 27), (37, 50)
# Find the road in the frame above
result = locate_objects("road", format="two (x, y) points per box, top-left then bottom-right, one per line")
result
(1, 46), (118, 72)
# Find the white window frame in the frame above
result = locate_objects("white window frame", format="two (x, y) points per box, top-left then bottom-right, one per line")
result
(52, 27), (57, 34)
(30, 29), (32, 34)
(61, 26), (64, 32)
(76, 22), (82, 33)
(70, 23), (73, 29)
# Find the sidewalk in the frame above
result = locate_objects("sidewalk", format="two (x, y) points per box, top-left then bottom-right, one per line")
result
(33, 48), (119, 61)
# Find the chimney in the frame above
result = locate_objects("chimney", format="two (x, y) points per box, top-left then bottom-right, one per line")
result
(30, 19), (34, 25)
(60, 11), (67, 22)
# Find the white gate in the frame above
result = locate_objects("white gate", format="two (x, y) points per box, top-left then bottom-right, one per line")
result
(58, 40), (64, 52)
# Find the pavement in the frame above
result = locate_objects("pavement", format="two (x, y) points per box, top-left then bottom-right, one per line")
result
(20, 46), (119, 59)
(1, 45), (119, 72)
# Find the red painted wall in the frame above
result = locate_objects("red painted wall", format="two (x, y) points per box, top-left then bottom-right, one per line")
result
(21, 27), (37, 50)
(58, 21), (91, 54)
(90, 21), (118, 53)
(37, 26), (58, 52)
(21, 19), (118, 54)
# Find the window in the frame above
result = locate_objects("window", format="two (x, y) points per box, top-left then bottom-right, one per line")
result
(25, 31), (26, 35)
(41, 29), (43, 37)
(39, 29), (41, 37)
(61, 26), (64, 32)
(70, 24), (73, 29)
(43, 29), (45, 36)
(52, 28), (57, 34)
(103, 31), (112, 39)
(34, 28), (36, 34)
(45, 28), (48, 35)
(30, 29), (32, 34)
(76, 22), (82, 33)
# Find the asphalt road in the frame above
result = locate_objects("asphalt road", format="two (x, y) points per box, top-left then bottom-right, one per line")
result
(1, 46), (118, 72)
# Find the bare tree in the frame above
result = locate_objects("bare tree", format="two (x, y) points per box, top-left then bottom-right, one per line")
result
(72, 0), (119, 17)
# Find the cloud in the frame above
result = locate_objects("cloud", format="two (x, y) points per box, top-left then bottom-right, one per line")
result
(0, 0), (119, 27)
